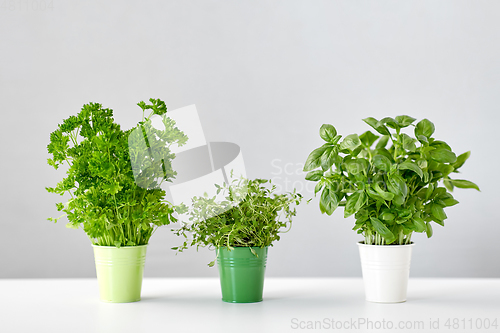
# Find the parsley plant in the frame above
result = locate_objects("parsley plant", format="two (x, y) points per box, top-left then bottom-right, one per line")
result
(47, 98), (187, 247)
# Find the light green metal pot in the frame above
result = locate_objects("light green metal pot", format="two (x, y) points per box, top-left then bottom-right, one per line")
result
(92, 245), (147, 303)
(217, 246), (268, 303)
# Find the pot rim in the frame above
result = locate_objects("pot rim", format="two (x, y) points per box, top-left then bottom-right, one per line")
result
(217, 246), (269, 251)
(357, 241), (414, 247)
(91, 244), (148, 248)
(217, 245), (269, 248)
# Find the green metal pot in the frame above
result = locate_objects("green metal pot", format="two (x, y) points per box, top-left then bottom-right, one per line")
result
(92, 245), (147, 303)
(217, 246), (268, 303)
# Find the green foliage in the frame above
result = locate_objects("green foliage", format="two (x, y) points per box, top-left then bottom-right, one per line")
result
(172, 178), (303, 265)
(304, 116), (480, 245)
(46, 98), (188, 247)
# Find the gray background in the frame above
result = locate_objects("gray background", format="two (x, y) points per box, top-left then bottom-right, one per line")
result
(1, 0), (498, 278)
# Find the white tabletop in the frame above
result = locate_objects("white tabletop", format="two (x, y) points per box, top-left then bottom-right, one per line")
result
(1, 278), (499, 333)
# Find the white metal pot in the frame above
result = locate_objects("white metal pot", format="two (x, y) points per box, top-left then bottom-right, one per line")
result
(358, 242), (414, 303)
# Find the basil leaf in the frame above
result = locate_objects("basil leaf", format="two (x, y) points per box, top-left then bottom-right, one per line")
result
(305, 170), (323, 181)
(320, 146), (337, 171)
(376, 135), (390, 149)
(429, 148), (457, 164)
(449, 179), (480, 191)
(373, 182), (395, 201)
(431, 203), (447, 221)
(400, 133), (417, 152)
(303, 147), (326, 171)
(359, 130), (379, 148)
(377, 117), (399, 130)
(370, 217), (396, 243)
(363, 117), (391, 135)
(425, 222), (433, 238)
(319, 124), (337, 143)
(398, 161), (423, 179)
(344, 191), (367, 217)
(320, 187), (339, 215)
(339, 134), (361, 151)
(412, 217), (426, 233)
(395, 115), (416, 127)
(373, 155), (391, 172)
(415, 118), (435, 138)
(452, 151), (471, 170)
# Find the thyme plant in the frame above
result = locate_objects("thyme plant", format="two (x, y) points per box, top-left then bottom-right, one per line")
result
(173, 178), (303, 265)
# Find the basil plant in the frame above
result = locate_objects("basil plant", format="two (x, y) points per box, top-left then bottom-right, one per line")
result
(304, 116), (479, 245)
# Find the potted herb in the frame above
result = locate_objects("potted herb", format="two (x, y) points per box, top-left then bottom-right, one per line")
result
(173, 178), (303, 303)
(46, 98), (187, 302)
(304, 116), (480, 303)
